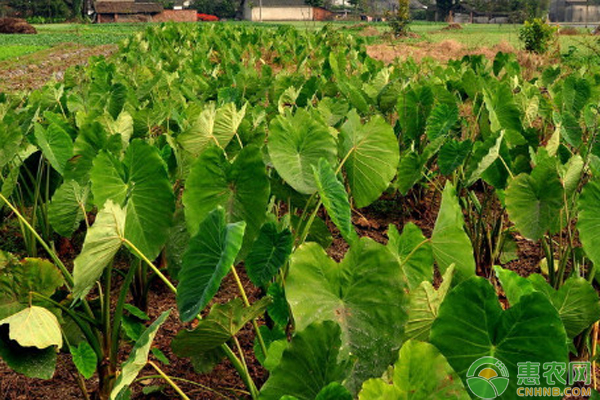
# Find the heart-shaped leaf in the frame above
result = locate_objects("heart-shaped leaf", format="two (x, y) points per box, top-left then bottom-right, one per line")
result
(287, 238), (406, 393)
(505, 154), (563, 240)
(172, 297), (270, 371)
(0, 306), (62, 349)
(431, 277), (568, 399)
(182, 145), (269, 248)
(0, 256), (64, 320)
(259, 321), (351, 400)
(34, 123), (73, 175)
(358, 339), (470, 400)
(70, 342), (97, 379)
(178, 103), (246, 158)
(404, 265), (454, 341)
(268, 109), (337, 195)
(177, 207), (245, 322)
(245, 223), (293, 288)
(494, 267), (600, 340)
(0, 325), (57, 379)
(91, 139), (174, 260)
(73, 200), (126, 300)
(339, 110), (399, 208)
(49, 180), (89, 237)
(430, 182), (475, 284)
(426, 103), (459, 140)
(387, 222), (433, 291)
(578, 179), (600, 267)
(438, 139), (471, 175)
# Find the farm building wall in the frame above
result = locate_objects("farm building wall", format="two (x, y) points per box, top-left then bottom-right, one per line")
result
(98, 9), (196, 23)
(245, 6), (314, 21)
(565, 5), (600, 22)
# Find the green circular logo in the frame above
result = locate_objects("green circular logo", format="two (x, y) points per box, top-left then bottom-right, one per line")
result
(466, 357), (510, 399)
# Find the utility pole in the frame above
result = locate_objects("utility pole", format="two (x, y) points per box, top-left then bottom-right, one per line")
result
(586, 0), (589, 28)
(260, 0), (263, 21)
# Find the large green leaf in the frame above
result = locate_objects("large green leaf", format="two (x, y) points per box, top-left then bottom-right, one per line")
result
(110, 310), (170, 400)
(358, 340), (470, 400)
(556, 111), (583, 148)
(505, 155), (563, 241)
(430, 277), (568, 399)
(430, 182), (475, 284)
(34, 123), (73, 175)
(177, 207), (246, 322)
(287, 238), (407, 393)
(259, 321), (351, 400)
(73, 200), (126, 300)
(268, 109), (337, 195)
(0, 325), (56, 379)
(172, 297), (270, 370)
(561, 76), (591, 117)
(426, 103), (459, 140)
(0, 256), (64, 320)
(395, 151), (423, 196)
(339, 110), (399, 208)
(494, 267), (600, 340)
(64, 121), (108, 184)
(48, 180), (89, 237)
(387, 223), (433, 290)
(397, 86), (434, 142)
(70, 341), (97, 379)
(483, 83), (522, 138)
(182, 145), (269, 248)
(438, 139), (471, 175)
(0, 306), (62, 349)
(315, 383), (353, 400)
(404, 265), (454, 341)
(313, 158), (357, 243)
(91, 139), (174, 260)
(578, 179), (600, 267)
(465, 132), (503, 186)
(0, 126), (22, 169)
(245, 222), (293, 288)
(178, 103), (246, 158)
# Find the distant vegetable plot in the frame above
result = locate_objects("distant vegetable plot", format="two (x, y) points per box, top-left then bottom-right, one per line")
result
(0, 45), (46, 61)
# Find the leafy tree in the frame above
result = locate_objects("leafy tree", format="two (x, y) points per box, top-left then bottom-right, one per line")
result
(304, 0), (324, 6)
(389, 0), (410, 35)
(194, 0), (237, 18)
(436, 0), (459, 20)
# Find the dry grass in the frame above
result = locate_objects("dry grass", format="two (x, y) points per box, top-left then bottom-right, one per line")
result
(366, 39), (549, 77)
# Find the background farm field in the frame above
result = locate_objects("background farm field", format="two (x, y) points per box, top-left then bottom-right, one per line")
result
(1, 18), (600, 400)
(0, 21), (598, 91)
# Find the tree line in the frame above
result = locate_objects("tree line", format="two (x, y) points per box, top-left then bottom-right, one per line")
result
(1, 0), (597, 22)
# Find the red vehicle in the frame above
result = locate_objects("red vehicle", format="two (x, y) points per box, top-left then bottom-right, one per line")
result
(197, 13), (219, 22)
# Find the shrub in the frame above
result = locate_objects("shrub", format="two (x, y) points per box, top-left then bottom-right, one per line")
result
(388, 0), (410, 36)
(519, 18), (556, 54)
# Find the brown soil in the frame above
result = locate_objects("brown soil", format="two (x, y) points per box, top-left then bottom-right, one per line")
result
(559, 27), (580, 36)
(367, 39), (537, 65)
(358, 26), (381, 37)
(0, 267), (264, 400)
(0, 44), (116, 93)
(0, 33), (594, 399)
(366, 39), (548, 79)
(0, 18), (36, 35)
